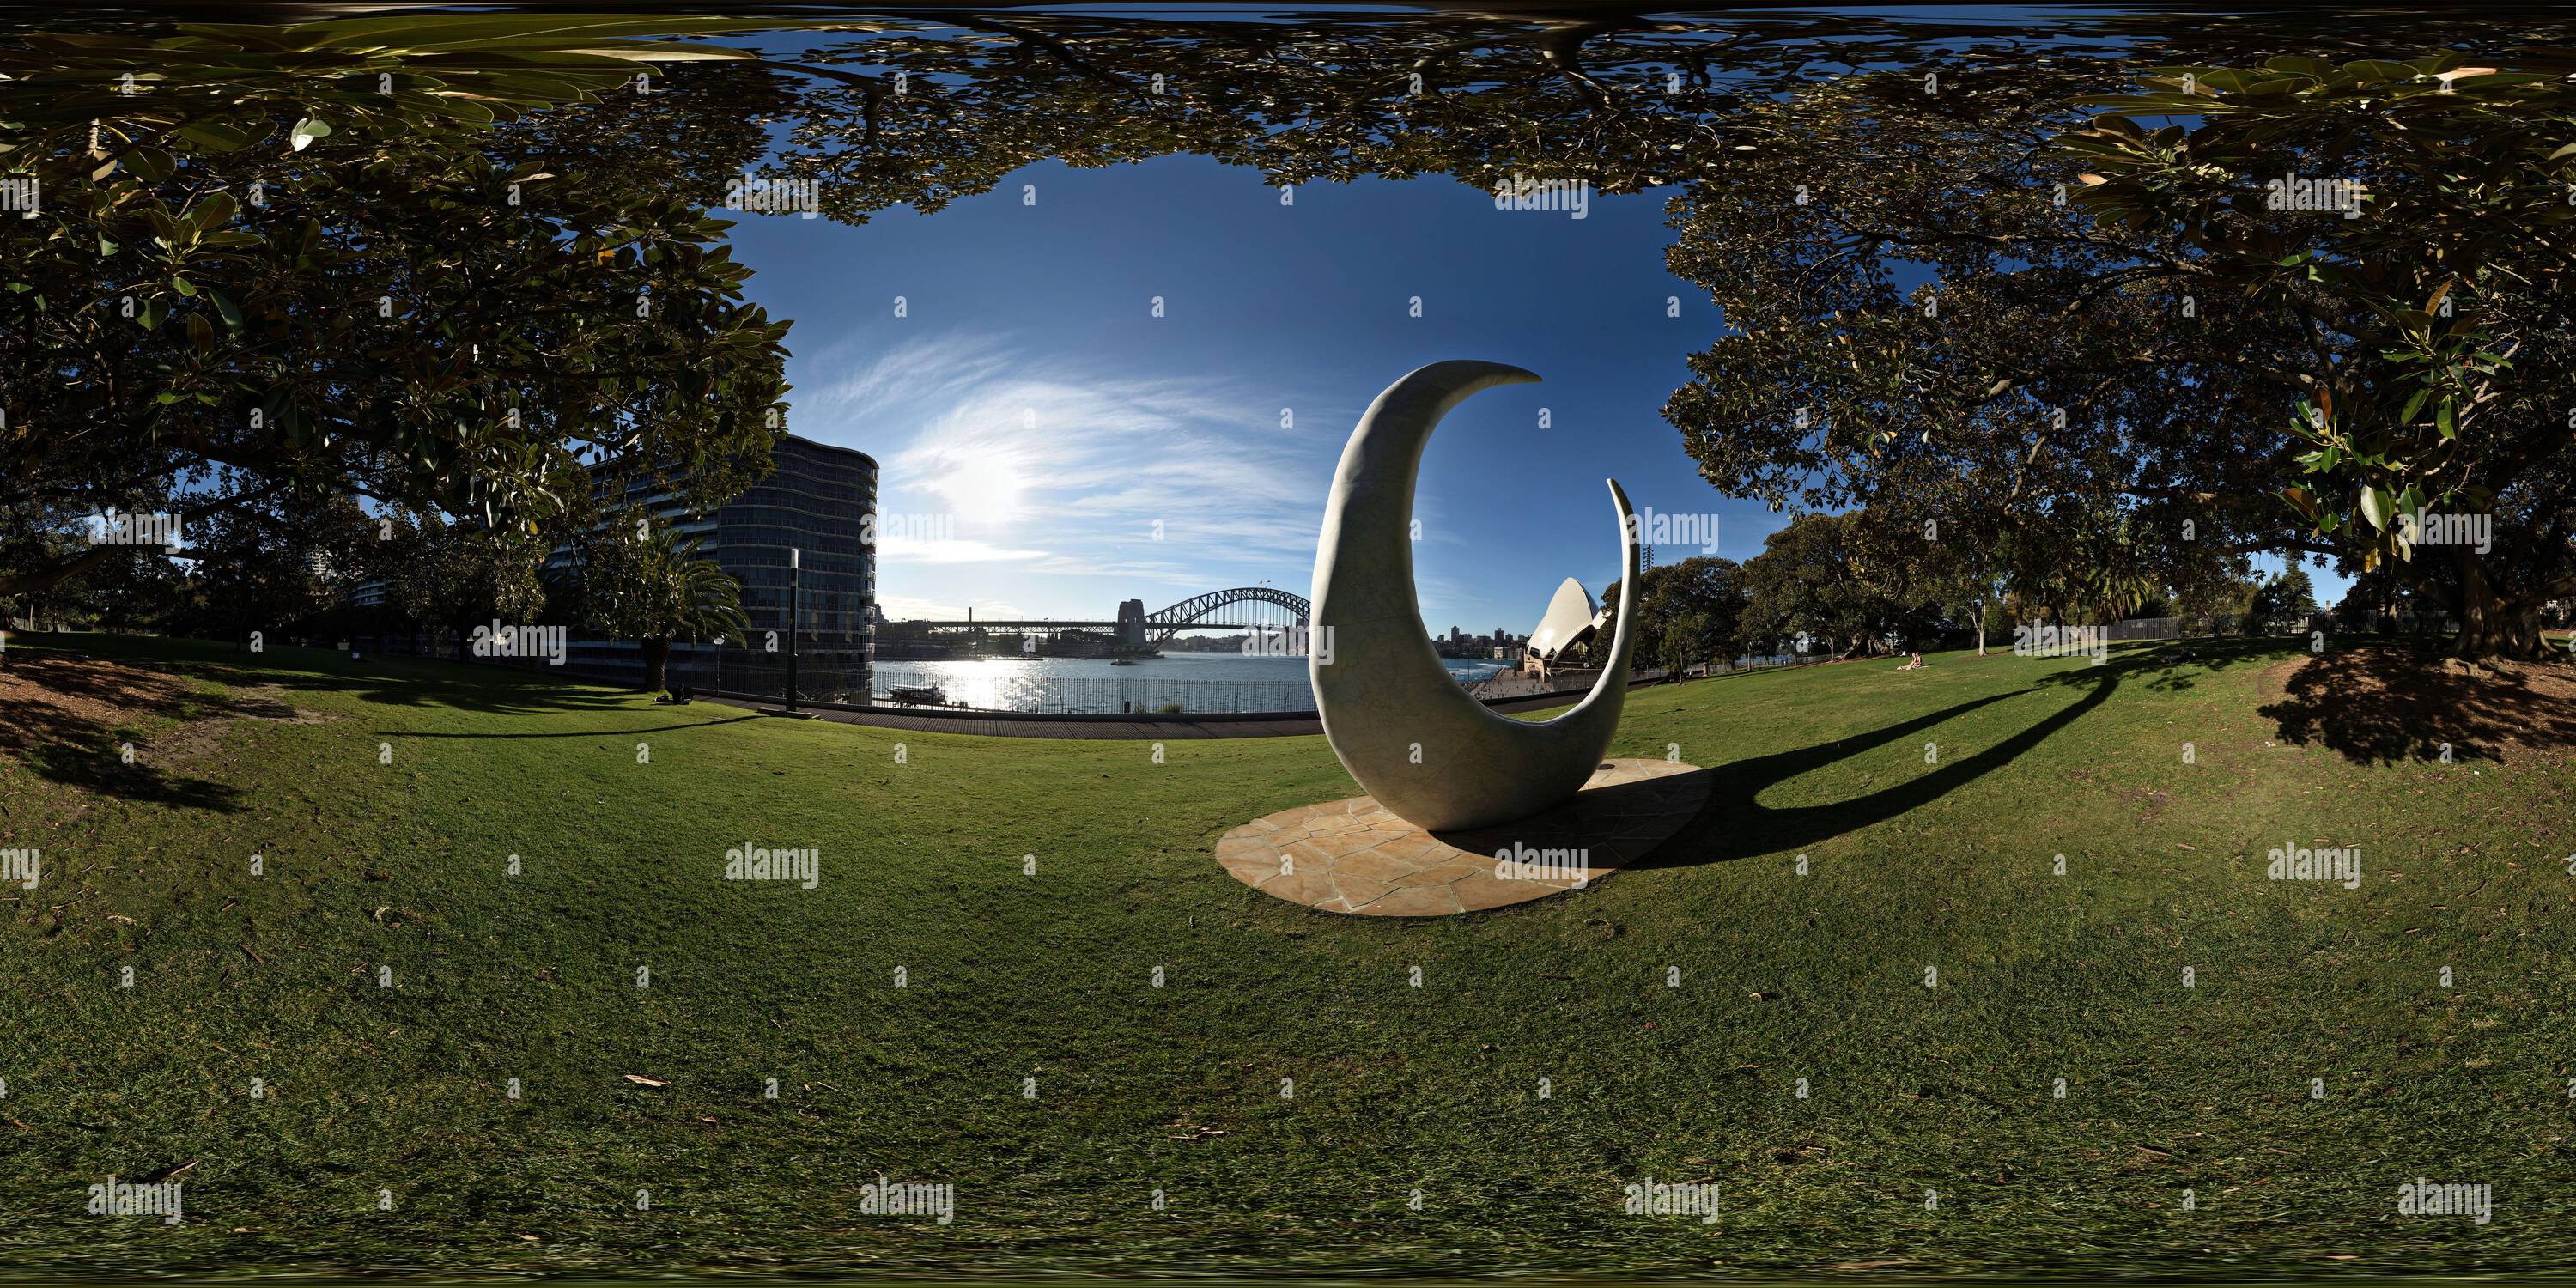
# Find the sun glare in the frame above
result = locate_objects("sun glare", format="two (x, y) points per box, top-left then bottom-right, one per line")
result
(932, 452), (1029, 528)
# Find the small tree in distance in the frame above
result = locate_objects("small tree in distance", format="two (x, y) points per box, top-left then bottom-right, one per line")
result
(380, 512), (548, 661)
(2251, 567), (2319, 627)
(1632, 556), (1748, 677)
(564, 515), (751, 694)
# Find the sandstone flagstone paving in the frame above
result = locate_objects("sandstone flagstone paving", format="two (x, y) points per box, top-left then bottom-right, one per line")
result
(1214, 758), (1711, 915)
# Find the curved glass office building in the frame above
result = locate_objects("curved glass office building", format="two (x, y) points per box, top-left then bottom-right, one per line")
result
(696, 434), (878, 701)
(559, 434), (878, 702)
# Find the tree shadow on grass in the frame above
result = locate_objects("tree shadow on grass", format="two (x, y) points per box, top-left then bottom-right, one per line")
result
(0, 637), (665, 811)
(2028, 635), (2294, 695)
(2254, 639), (2576, 765)
(1629, 669), (2122, 868)
(0, 655), (247, 811)
(26, 634), (641, 717)
(373, 714), (763, 739)
(158, 651), (641, 717)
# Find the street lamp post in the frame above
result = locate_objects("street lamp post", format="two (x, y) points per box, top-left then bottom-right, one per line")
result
(786, 546), (799, 714)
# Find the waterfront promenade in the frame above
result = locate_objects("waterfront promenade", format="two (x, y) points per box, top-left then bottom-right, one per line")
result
(703, 684), (1626, 738)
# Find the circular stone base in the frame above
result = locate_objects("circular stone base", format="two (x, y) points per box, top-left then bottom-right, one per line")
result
(1214, 759), (1710, 916)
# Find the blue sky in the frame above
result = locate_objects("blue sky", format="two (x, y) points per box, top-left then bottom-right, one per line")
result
(723, 150), (2342, 630)
(722, 155), (1778, 634)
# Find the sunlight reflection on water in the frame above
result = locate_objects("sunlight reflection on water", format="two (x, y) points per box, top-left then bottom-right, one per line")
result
(870, 653), (1504, 713)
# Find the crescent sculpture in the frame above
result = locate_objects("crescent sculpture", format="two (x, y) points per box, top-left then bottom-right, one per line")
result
(1308, 360), (1640, 833)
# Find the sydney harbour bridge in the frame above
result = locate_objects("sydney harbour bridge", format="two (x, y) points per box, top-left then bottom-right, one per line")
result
(902, 586), (1311, 647)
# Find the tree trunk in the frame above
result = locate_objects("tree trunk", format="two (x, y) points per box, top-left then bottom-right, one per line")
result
(1973, 602), (1987, 656)
(2452, 610), (2545, 659)
(2432, 546), (2555, 659)
(2450, 580), (2549, 660)
(641, 638), (671, 693)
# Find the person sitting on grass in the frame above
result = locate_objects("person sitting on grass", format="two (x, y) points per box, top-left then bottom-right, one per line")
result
(1898, 651), (1928, 671)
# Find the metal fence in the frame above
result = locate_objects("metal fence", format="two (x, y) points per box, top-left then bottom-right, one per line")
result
(878, 676), (1318, 715)
(350, 629), (875, 702)
(2104, 611), (2462, 641)
(346, 605), (2524, 721)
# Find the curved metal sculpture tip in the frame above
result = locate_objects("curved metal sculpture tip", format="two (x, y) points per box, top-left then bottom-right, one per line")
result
(1309, 361), (1642, 833)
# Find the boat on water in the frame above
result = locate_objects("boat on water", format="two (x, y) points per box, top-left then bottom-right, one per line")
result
(884, 683), (947, 708)
(1110, 658), (1139, 666)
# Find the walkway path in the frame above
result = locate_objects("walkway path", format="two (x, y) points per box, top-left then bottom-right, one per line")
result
(702, 688), (1604, 739)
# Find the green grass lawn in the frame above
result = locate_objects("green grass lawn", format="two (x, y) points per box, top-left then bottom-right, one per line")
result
(3, 631), (2572, 1279)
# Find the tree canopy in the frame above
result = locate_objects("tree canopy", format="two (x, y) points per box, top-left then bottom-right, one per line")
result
(1, 17), (794, 600)
(1661, 43), (2576, 659)
(6, 9), (2573, 663)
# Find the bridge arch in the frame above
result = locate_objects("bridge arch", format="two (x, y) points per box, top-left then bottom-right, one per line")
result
(1144, 586), (1311, 640)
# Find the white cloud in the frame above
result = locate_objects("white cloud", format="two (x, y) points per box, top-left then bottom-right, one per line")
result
(874, 592), (1027, 622)
(801, 331), (1018, 425)
(801, 332), (1329, 611)
(875, 535), (1052, 565)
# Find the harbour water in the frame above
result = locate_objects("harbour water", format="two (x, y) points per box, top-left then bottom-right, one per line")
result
(872, 652), (1508, 714)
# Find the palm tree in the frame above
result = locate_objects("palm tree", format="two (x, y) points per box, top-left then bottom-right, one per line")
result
(568, 516), (752, 694)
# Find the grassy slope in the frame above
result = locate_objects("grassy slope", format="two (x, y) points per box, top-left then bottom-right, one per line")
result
(2, 632), (2570, 1278)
